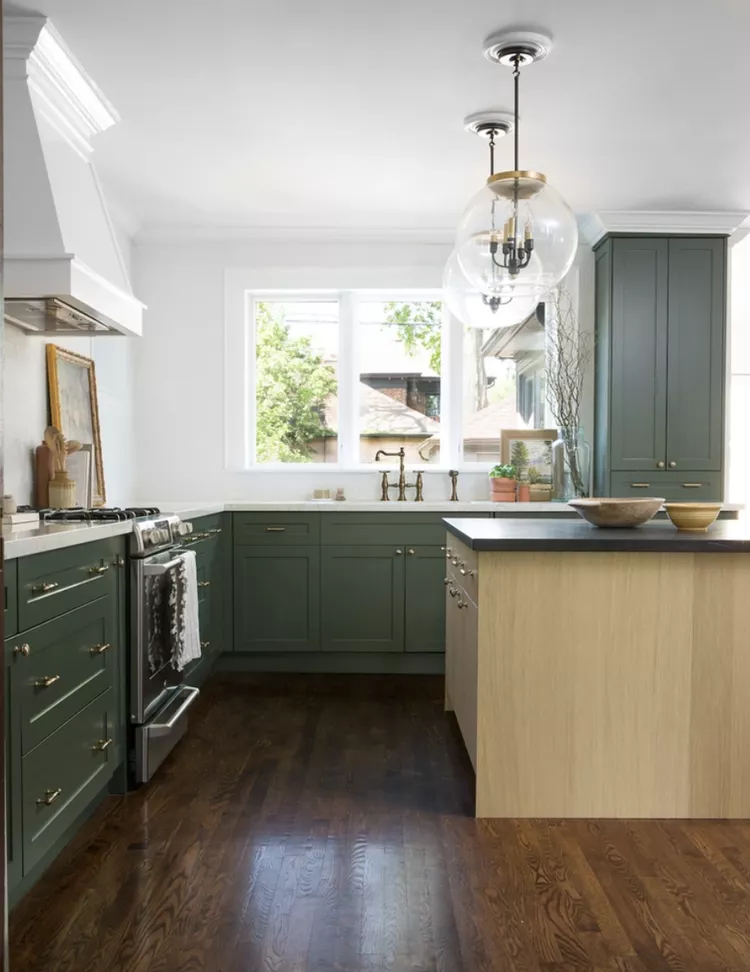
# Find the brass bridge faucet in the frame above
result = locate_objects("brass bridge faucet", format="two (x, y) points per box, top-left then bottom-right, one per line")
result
(375, 447), (423, 501)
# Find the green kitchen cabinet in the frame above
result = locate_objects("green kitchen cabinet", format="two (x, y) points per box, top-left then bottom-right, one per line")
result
(5, 640), (22, 893)
(321, 546), (405, 653)
(5, 558), (18, 637)
(234, 545), (320, 652)
(404, 545), (446, 653)
(594, 235), (726, 498)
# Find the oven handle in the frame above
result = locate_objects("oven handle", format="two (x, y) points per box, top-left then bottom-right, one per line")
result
(143, 556), (184, 576)
(148, 687), (200, 737)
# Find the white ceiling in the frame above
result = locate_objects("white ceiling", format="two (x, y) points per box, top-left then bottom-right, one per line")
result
(11, 0), (750, 233)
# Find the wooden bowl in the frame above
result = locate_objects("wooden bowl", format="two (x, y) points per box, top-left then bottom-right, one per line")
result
(568, 497), (665, 528)
(663, 502), (722, 532)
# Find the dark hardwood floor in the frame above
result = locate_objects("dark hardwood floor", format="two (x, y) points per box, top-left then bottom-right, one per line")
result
(10, 674), (750, 971)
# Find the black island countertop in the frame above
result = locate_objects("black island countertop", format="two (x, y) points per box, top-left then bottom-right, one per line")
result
(443, 516), (750, 553)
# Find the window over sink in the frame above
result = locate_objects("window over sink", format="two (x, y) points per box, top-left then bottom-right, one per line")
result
(225, 278), (549, 471)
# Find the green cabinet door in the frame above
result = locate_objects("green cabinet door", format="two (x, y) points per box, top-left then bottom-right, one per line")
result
(321, 546), (404, 653)
(666, 237), (725, 471)
(404, 545), (446, 653)
(234, 546), (320, 652)
(610, 237), (669, 471)
(5, 644), (22, 893)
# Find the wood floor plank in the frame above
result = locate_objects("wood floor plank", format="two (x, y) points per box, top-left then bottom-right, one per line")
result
(10, 673), (750, 972)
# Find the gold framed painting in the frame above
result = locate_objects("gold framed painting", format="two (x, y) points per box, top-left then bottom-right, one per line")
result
(500, 429), (556, 484)
(46, 345), (106, 506)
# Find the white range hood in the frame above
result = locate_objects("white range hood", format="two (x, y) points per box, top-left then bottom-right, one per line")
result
(3, 15), (144, 336)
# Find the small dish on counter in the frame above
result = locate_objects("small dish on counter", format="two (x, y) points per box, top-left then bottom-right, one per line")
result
(664, 502), (722, 532)
(568, 497), (665, 528)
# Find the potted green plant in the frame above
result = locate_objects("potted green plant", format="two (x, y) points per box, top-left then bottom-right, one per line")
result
(489, 463), (517, 502)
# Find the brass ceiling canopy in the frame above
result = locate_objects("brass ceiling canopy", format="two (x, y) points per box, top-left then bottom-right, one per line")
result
(487, 170), (547, 200)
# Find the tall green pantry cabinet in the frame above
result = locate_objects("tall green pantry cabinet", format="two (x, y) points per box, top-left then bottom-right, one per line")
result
(594, 235), (727, 500)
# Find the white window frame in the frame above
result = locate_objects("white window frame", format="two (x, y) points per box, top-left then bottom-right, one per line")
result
(224, 268), (501, 473)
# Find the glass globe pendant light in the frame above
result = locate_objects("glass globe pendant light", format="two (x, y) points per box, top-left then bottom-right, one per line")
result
(454, 30), (578, 303)
(442, 250), (538, 329)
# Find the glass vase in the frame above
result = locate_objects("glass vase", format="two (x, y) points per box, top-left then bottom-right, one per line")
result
(552, 427), (591, 501)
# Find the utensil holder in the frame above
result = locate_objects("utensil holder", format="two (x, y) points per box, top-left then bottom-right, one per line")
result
(48, 471), (76, 509)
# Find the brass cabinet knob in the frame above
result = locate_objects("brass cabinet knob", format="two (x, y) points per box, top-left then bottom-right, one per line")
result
(656, 461), (665, 469)
(88, 564), (110, 576)
(13, 643), (30, 657)
(90, 643), (111, 654)
(407, 549), (415, 556)
(200, 641), (210, 649)
(669, 461), (677, 468)
(31, 581), (59, 595)
(197, 580), (211, 588)
(395, 549), (403, 555)
(36, 788), (62, 806)
(93, 738), (113, 752)
(34, 675), (61, 688)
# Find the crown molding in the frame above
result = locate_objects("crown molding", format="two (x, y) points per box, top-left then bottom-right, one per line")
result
(5, 16), (119, 157)
(579, 211), (750, 246)
(134, 224), (458, 246)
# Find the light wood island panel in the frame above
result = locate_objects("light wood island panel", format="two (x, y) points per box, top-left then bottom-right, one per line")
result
(445, 536), (750, 818)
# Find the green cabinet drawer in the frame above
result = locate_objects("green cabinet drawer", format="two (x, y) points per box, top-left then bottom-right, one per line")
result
(234, 545), (320, 651)
(321, 546), (404, 653)
(22, 687), (115, 875)
(233, 513), (320, 546)
(178, 513), (225, 560)
(5, 649), (22, 892)
(5, 558), (18, 637)
(404, 545), (446, 653)
(608, 471), (723, 502)
(18, 537), (120, 630)
(12, 596), (116, 755)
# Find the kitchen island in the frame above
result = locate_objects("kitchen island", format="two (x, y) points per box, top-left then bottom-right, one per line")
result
(443, 516), (750, 819)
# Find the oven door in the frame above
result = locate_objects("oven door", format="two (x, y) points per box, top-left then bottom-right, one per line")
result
(134, 685), (200, 783)
(131, 548), (186, 724)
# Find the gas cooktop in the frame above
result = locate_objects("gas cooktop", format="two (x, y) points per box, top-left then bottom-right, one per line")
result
(40, 507), (161, 523)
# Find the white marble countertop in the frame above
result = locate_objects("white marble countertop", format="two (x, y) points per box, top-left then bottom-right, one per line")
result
(4, 500), (743, 559)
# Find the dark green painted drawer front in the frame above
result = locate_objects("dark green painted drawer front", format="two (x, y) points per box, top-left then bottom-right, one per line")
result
(234, 513), (320, 546)
(5, 558), (18, 637)
(234, 546), (320, 651)
(18, 538), (120, 631)
(321, 512), (470, 547)
(5, 643), (22, 892)
(609, 471), (723, 502)
(22, 687), (115, 874)
(404, 546), (446, 653)
(321, 546), (404, 653)
(15, 596), (116, 756)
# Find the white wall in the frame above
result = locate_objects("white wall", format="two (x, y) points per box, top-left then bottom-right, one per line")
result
(132, 235), (596, 503)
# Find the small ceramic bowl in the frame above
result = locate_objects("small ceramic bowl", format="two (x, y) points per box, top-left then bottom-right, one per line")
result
(663, 502), (722, 532)
(568, 497), (665, 528)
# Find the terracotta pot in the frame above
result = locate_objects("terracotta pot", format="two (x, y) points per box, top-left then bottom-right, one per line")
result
(489, 477), (516, 502)
(517, 483), (531, 503)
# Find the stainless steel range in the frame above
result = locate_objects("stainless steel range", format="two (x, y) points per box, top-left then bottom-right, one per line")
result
(130, 512), (200, 784)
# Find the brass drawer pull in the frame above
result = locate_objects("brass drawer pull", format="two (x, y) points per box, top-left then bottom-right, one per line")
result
(200, 641), (210, 649)
(90, 643), (111, 655)
(630, 483), (650, 488)
(34, 675), (61, 688)
(93, 738), (113, 752)
(13, 643), (31, 657)
(37, 788), (62, 806)
(207, 528), (222, 535)
(197, 580), (211, 588)
(88, 565), (110, 576)
(265, 527), (286, 533)
(461, 568), (477, 577)
(31, 581), (59, 595)
(682, 483), (703, 488)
